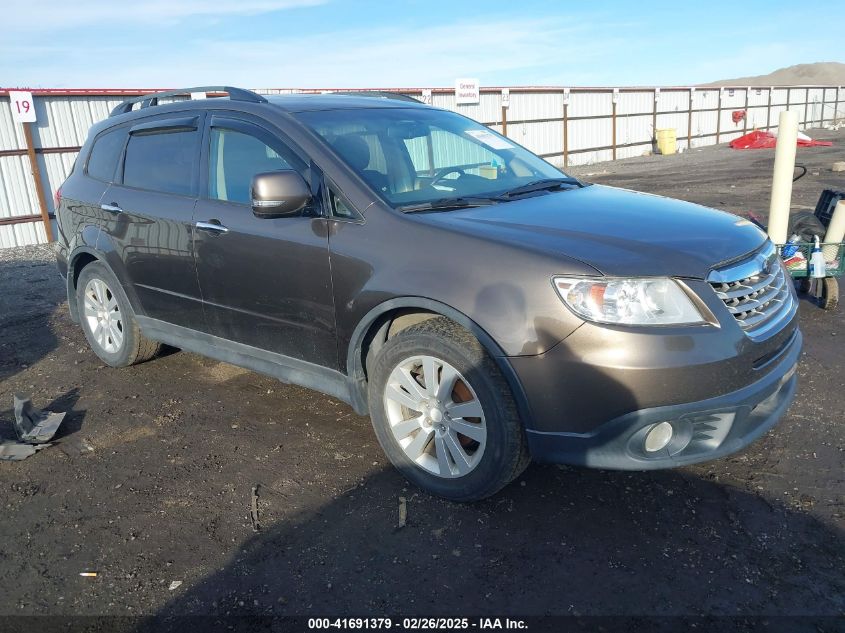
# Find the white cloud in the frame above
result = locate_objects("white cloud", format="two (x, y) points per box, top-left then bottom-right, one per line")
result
(2, 17), (631, 88)
(5, 0), (327, 31)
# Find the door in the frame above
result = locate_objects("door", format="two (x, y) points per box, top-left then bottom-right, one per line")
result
(193, 115), (337, 368)
(98, 113), (205, 329)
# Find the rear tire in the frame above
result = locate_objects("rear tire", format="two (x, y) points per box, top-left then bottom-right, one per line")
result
(76, 261), (160, 367)
(367, 317), (529, 502)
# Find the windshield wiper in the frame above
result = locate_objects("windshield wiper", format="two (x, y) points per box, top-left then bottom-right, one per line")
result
(497, 177), (584, 199)
(397, 178), (584, 212)
(397, 196), (502, 213)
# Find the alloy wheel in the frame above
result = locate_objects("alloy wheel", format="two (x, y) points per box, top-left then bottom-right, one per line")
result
(383, 355), (486, 478)
(83, 278), (124, 354)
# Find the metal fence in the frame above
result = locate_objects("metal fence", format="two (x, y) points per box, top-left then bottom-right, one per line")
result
(1, 85), (843, 248)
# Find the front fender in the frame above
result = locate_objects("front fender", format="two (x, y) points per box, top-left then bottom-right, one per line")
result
(345, 296), (536, 427)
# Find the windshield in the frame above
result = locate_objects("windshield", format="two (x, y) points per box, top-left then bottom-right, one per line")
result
(296, 107), (573, 209)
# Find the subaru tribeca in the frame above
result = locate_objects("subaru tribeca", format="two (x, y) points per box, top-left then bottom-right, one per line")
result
(55, 86), (801, 501)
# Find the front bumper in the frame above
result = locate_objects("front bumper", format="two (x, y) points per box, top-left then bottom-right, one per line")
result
(523, 327), (801, 469)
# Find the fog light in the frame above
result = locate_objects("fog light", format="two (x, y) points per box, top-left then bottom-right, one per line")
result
(644, 422), (674, 452)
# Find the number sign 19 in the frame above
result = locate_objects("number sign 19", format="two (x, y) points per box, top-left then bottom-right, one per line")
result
(9, 91), (37, 123)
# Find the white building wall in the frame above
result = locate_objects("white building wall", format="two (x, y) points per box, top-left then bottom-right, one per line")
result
(1, 85), (842, 247)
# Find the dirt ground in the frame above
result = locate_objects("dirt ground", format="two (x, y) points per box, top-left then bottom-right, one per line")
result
(0, 129), (843, 631)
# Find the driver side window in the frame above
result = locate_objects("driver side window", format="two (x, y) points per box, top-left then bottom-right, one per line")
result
(209, 128), (294, 204)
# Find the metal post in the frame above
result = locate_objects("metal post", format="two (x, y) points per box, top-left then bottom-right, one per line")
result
(742, 87), (749, 136)
(501, 105), (508, 137)
(766, 87), (772, 130)
(611, 99), (617, 161)
(652, 89), (658, 147)
(687, 88), (694, 149)
(562, 100), (569, 168)
(715, 90), (722, 144)
(786, 88), (791, 125)
(835, 87), (841, 124)
(804, 89), (810, 128)
(820, 88), (826, 128)
(22, 122), (53, 243)
(425, 134), (435, 177)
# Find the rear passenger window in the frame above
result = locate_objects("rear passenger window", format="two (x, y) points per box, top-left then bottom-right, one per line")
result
(208, 128), (294, 204)
(87, 127), (127, 182)
(123, 130), (197, 196)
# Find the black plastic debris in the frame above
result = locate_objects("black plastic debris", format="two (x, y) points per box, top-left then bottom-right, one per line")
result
(0, 441), (47, 461)
(788, 211), (827, 243)
(13, 394), (66, 443)
(0, 394), (67, 462)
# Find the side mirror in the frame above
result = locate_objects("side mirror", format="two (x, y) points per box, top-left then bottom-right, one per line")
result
(251, 170), (311, 218)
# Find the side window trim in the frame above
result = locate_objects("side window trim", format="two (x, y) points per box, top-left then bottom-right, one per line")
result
(129, 115), (200, 136)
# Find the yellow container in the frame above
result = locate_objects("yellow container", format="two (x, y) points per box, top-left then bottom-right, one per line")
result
(656, 128), (677, 155)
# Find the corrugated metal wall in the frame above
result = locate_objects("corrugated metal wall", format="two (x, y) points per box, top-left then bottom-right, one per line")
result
(2, 85), (844, 248)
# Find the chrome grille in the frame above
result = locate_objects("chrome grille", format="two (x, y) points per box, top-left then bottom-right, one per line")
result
(707, 242), (796, 340)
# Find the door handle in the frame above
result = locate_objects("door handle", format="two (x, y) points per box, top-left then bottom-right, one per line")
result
(195, 220), (229, 234)
(101, 202), (123, 214)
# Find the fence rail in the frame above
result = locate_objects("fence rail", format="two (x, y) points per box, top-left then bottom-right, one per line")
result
(1, 85), (843, 248)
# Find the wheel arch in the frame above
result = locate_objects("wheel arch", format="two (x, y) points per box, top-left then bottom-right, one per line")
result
(66, 247), (143, 324)
(346, 297), (534, 426)
(66, 247), (101, 323)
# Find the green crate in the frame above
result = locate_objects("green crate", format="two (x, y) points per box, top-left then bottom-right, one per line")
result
(779, 242), (845, 278)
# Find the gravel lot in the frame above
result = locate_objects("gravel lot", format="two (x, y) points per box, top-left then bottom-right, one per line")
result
(0, 130), (843, 630)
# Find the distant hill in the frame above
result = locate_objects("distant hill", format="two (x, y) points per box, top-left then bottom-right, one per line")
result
(704, 62), (845, 86)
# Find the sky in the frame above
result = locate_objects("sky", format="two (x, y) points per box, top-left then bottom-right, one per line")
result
(2, 0), (843, 89)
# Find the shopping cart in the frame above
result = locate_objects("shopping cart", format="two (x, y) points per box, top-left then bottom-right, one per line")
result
(778, 189), (845, 311)
(780, 241), (844, 311)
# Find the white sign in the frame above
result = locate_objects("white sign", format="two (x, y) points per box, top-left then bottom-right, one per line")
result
(9, 91), (36, 123)
(190, 91), (207, 101)
(612, 88), (619, 103)
(421, 89), (432, 105)
(563, 88), (570, 105)
(501, 88), (510, 108)
(466, 129), (514, 150)
(654, 88), (660, 102)
(455, 78), (480, 105)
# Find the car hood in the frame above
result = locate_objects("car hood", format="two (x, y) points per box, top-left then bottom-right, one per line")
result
(418, 184), (767, 279)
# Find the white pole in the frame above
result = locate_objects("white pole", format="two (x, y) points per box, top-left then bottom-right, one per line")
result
(823, 200), (845, 261)
(767, 110), (799, 245)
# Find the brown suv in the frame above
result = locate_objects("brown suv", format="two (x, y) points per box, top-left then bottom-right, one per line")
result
(55, 87), (801, 501)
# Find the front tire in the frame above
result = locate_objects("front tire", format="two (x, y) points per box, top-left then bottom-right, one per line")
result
(368, 317), (529, 501)
(76, 261), (160, 367)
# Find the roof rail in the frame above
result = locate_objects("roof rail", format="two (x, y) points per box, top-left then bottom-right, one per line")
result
(109, 86), (268, 117)
(331, 91), (421, 103)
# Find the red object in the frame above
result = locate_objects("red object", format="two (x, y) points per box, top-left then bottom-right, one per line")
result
(732, 110), (746, 123)
(729, 130), (833, 150)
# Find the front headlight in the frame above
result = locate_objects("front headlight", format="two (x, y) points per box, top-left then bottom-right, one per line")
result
(553, 277), (706, 326)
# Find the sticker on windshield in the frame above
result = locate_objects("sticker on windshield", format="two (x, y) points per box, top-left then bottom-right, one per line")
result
(465, 129), (514, 150)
